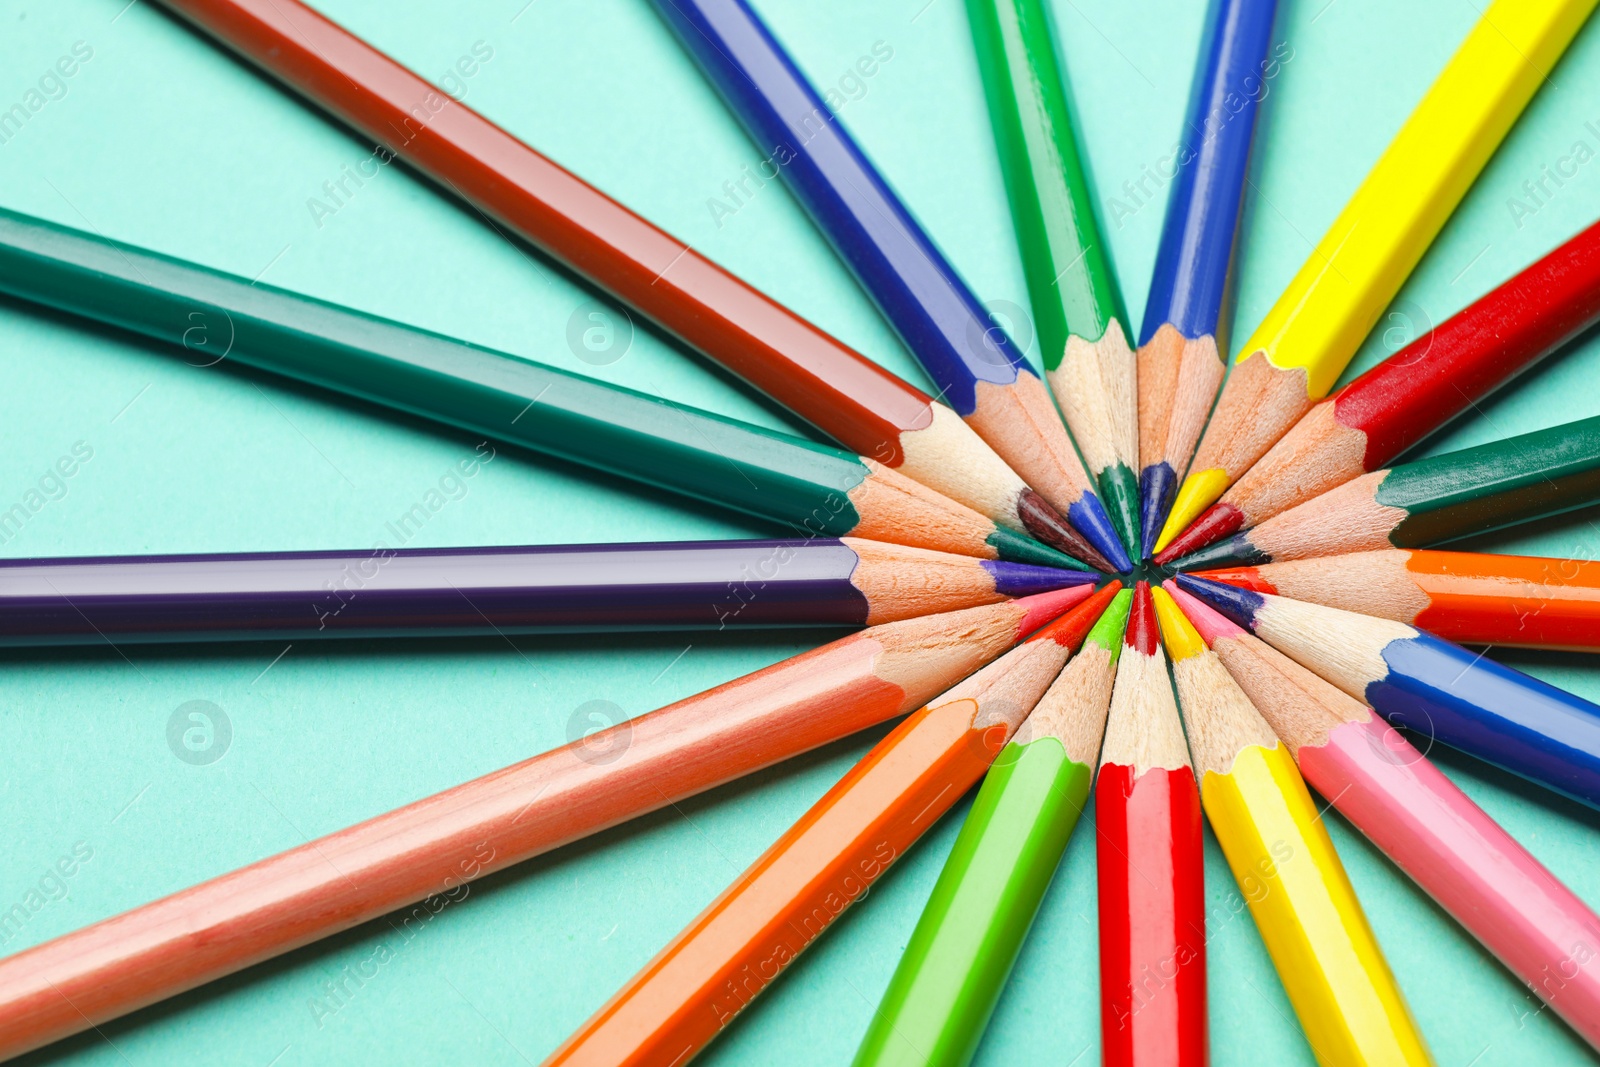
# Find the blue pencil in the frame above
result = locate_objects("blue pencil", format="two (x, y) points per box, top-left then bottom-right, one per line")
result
(1137, 0), (1279, 557)
(653, 0), (1132, 573)
(1175, 573), (1600, 811)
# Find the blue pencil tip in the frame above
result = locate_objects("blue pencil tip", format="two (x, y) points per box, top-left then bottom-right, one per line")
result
(982, 560), (1100, 596)
(1067, 493), (1134, 574)
(1173, 573), (1263, 629)
(1139, 463), (1177, 560)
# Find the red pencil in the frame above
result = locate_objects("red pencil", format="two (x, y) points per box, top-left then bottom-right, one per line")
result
(146, 0), (1108, 568)
(0, 588), (1094, 1061)
(1097, 582), (1206, 1066)
(1160, 218), (1600, 561)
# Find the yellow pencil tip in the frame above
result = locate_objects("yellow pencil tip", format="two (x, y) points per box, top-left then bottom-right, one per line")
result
(1153, 468), (1231, 553)
(1151, 586), (1206, 661)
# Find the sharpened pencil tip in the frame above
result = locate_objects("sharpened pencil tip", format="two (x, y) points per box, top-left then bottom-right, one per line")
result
(1066, 492), (1133, 574)
(1172, 573), (1262, 630)
(1152, 468), (1230, 555)
(1138, 463), (1177, 559)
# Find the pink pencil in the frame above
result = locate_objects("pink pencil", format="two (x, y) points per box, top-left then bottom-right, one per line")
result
(1166, 581), (1600, 1049)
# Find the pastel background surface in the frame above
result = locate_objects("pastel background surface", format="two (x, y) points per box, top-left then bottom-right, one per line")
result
(1, 0), (1598, 1063)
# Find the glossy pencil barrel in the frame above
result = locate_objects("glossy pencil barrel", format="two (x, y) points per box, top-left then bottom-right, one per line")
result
(1201, 745), (1432, 1066)
(148, 0), (931, 472)
(852, 740), (1091, 1067)
(1303, 714), (1600, 1050)
(653, 0), (1030, 417)
(547, 702), (1013, 1067)
(0, 539), (1096, 645)
(1096, 763), (1207, 1067)
(0, 207), (1083, 566)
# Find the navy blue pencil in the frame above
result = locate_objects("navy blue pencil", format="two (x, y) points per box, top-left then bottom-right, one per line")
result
(652, 0), (1132, 573)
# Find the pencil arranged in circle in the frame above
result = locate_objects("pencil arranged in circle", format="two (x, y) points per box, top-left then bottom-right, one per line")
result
(0, 588), (1097, 1062)
(1151, 587), (1433, 1067)
(651, 0), (1133, 573)
(965, 0), (1141, 559)
(0, 208), (1080, 571)
(0, 538), (1100, 647)
(1168, 581), (1600, 1051)
(1153, 0), (1595, 555)
(1097, 582), (1206, 1067)
(1176, 574), (1600, 811)
(1136, 0), (1278, 557)
(1166, 219), (1600, 561)
(1195, 549), (1600, 652)
(854, 589), (1129, 1067)
(545, 583), (1122, 1067)
(145, 0), (1097, 562)
(1170, 414), (1600, 571)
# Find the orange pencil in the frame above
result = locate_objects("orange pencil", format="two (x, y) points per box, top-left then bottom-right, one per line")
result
(544, 582), (1122, 1066)
(0, 587), (1097, 1062)
(1195, 549), (1600, 651)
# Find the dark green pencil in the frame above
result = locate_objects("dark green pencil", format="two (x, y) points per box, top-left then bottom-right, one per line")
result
(1173, 416), (1600, 570)
(0, 207), (1077, 567)
(965, 0), (1140, 559)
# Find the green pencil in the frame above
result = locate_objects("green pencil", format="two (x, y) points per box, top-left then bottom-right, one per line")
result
(1174, 415), (1600, 570)
(852, 588), (1131, 1067)
(965, 0), (1140, 559)
(0, 206), (1078, 567)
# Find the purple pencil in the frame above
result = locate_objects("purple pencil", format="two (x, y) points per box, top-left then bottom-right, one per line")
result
(0, 538), (1097, 645)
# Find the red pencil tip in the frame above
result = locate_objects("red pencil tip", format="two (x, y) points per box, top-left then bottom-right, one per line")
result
(1027, 580), (1122, 650)
(1154, 502), (1244, 566)
(1124, 581), (1158, 655)
(1189, 566), (1276, 595)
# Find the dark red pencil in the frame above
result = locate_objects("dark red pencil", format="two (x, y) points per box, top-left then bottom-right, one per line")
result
(1159, 218), (1600, 562)
(148, 0), (1108, 569)
(1097, 582), (1206, 1066)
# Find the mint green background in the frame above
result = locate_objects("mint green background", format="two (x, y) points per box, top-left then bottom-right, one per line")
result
(1, 1), (1599, 1064)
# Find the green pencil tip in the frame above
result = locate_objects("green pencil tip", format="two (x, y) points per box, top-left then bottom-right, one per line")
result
(1098, 464), (1142, 564)
(1085, 588), (1133, 663)
(988, 527), (1090, 570)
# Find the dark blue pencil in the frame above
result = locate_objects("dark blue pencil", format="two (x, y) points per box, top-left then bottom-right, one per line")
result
(1175, 573), (1600, 811)
(652, 0), (1132, 573)
(1137, 0), (1279, 557)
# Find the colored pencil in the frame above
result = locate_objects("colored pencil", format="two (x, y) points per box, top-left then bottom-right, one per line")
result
(1097, 582), (1206, 1067)
(853, 589), (1130, 1067)
(545, 584), (1122, 1067)
(1175, 574), (1600, 810)
(1169, 414), (1600, 571)
(144, 1), (1101, 564)
(1195, 549), (1600, 651)
(964, 0), (1141, 558)
(1165, 218), (1600, 560)
(1151, 587), (1432, 1067)
(1152, 0), (1594, 555)
(1169, 581), (1600, 1051)
(0, 538), (1099, 647)
(1137, 0), (1278, 557)
(0, 208), (1078, 570)
(651, 0), (1134, 573)
(0, 588), (1097, 1061)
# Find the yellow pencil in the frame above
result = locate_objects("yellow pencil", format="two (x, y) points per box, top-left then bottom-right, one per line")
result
(1154, 0), (1596, 557)
(1152, 587), (1433, 1066)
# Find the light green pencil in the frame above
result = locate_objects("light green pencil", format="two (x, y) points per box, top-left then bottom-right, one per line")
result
(852, 588), (1131, 1066)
